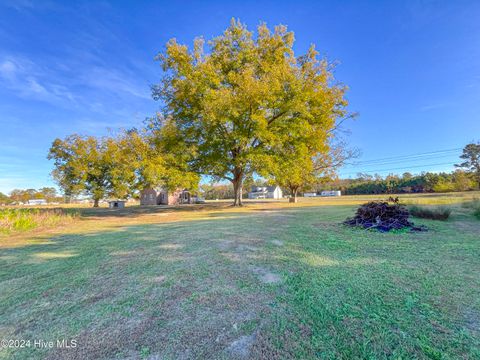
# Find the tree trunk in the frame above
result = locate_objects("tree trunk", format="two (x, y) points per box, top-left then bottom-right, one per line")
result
(93, 198), (100, 207)
(232, 168), (244, 206)
(289, 187), (298, 203)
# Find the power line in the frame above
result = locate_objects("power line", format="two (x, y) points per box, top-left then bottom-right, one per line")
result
(341, 161), (455, 177)
(349, 147), (462, 166)
(345, 153), (460, 168)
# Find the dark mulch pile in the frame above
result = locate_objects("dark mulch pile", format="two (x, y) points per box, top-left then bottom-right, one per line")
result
(344, 201), (427, 232)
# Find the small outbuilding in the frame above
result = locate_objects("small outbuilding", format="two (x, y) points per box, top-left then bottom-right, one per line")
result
(140, 188), (159, 206)
(108, 200), (126, 209)
(140, 188), (194, 206)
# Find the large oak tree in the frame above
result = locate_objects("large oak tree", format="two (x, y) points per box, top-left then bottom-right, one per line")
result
(153, 19), (351, 205)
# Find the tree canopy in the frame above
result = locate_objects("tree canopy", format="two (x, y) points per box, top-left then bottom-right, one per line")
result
(456, 142), (480, 188)
(115, 126), (199, 193)
(265, 139), (356, 202)
(153, 19), (351, 205)
(48, 128), (199, 207)
(48, 135), (118, 207)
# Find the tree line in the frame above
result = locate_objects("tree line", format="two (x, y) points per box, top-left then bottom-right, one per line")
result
(318, 169), (478, 195)
(0, 187), (60, 205)
(201, 143), (480, 198)
(324, 143), (480, 195)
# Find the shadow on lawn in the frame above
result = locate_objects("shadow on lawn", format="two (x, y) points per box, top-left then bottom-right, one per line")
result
(73, 200), (350, 219)
(0, 204), (359, 277)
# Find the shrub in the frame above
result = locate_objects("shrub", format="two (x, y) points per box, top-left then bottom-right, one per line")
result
(408, 205), (451, 221)
(460, 198), (480, 219)
(462, 197), (480, 208)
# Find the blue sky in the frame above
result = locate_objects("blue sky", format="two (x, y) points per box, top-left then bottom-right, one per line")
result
(0, 0), (479, 193)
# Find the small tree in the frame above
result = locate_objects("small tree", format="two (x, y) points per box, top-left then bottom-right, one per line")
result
(38, 187), (58, 202)
(452, 170), (476, 191)
(9, 189), (31, 204)
(0, 192), (11, 205)
(455, 142), (480, 188)
(267, 143), (316, 202)
(268, 140), (356, 202)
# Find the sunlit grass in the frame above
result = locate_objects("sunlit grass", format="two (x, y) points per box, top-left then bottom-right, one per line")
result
(34, 251), (78, 259)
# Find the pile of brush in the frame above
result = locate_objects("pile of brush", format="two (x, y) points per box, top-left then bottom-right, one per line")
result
(344, 198), (427, 232)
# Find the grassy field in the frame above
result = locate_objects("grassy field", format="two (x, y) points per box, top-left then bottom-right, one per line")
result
(0, 193), (479, 359)
(0, 208), (78, 234)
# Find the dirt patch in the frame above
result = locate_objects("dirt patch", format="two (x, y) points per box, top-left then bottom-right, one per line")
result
(464, 309), (480, 333)
(271, 240), (283, 246)
(226, 333), (257, 358)
(251, 267), (282, 284)
(46, 316), (157, 360)
(158, 243), (184, 250)
(150, 275), (166, 283)
(261, 273), (281, 284)
(238, 244), (259, 252)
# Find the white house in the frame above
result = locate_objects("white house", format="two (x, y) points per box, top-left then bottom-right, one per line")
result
(27, 199), (47, 205)
(320, 190), (341, 197)
(248, 186), (283, 199)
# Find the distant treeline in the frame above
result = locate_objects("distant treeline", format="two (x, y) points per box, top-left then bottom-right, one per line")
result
(0, 187), (62, 205)
(199, 170), (478, 199)
(1, 170), (478, 205)
(318, 170), (477, 195)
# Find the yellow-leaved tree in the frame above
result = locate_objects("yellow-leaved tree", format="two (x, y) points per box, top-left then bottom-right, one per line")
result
(153, 19), (352, 206)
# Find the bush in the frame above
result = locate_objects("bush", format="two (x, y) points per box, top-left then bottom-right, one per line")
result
(460, 198), (480, 220)
(474, 208), (480, 220)
(462, 197), (480, 208)
(408, 205), (451, 221)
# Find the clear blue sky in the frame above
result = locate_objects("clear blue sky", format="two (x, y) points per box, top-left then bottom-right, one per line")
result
(1, 0), (479, 194)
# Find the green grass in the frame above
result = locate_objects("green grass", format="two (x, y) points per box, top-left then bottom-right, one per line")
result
(0, 195), (479, 359)
(0, 208), (78, 234)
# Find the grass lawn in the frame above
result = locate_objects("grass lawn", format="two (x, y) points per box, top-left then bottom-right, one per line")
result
(1, 193), (479, 359)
